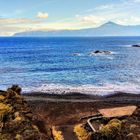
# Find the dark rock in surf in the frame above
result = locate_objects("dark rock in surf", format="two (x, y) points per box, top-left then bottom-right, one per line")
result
(132, 44), (140, 47)
(90, 50), (111, 56)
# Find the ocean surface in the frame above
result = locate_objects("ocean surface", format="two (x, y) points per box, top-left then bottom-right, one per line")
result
(0, 37), (140, 95)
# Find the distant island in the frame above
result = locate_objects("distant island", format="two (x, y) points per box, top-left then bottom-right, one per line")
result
(14, 21), (140, 37)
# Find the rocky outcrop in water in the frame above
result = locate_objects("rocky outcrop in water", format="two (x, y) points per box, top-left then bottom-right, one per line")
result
(89, 50), (111, 56)
(132, 44), (140, 47)
(0, 85), (52, 140)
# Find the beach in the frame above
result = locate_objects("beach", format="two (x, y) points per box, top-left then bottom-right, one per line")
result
(1, 86), (140, 139)
(23, 92), (140, 140)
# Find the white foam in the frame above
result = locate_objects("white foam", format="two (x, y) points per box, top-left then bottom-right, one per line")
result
(121, 45), (132, 48)
(71, 53), (82, 56)
(106, 56), (114, 60)
(23, 82), (140, 95)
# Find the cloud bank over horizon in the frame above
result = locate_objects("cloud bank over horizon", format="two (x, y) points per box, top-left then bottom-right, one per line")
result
(0, 0), (140, 36)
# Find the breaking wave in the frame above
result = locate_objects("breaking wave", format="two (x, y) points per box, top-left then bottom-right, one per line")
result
(23, 82), (140, 95)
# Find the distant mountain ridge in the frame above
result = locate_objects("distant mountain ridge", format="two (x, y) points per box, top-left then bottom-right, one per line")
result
(14, 21), (140, 37)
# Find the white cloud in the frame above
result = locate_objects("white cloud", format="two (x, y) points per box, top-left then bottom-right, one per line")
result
(76, 15), (105, 25)
(80, 0), (140, 26)
(0, 17), (45, 36)
(0, 18), (41, 25)
(0, 25), (29, 36)
(37, 12), (49, 19)
(116, 16), (140, 25)
(130, 0), (140, 3)
(95, 4), (115, 10)
(1, 0), (140, 36)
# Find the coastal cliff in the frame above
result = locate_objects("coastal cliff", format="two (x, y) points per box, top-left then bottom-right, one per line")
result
(0, 85), (52, 140)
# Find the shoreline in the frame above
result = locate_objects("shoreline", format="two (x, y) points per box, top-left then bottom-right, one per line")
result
(24, 90), (140, 139)
(1, 86), (140, 139)
(23, 91), (140, 105)
(23, 91), (140, 99)
(21, 82), (140, 96)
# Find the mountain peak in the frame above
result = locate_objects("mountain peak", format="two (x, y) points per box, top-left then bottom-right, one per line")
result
(14, 21), (140, 37)
(101, 21), (119, 27)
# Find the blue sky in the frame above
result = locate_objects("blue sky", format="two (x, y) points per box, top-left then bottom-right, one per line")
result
(0, 0), (140, 36)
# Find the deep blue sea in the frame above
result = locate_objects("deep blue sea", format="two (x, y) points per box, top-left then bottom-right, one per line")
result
(0, 37), (140, 95)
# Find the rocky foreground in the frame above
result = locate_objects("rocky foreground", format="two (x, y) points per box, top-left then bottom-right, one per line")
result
(0, 86), (52, 140)
(0, 86), (140, 140)
(25, 92), (140, 140)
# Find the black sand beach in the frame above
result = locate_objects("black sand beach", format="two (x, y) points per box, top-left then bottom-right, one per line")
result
(23, 92), (140, 140)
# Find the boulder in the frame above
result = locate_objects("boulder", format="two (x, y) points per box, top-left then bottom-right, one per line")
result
(90, 50), (111, 56)
(94, 50), (102, 54)
(132, 44), (140, 47)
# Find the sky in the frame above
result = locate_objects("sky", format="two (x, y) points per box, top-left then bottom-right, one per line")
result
(0, 0), (140, 36)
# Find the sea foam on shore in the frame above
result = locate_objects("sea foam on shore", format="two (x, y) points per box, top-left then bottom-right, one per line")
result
(23, 82), (140, 95)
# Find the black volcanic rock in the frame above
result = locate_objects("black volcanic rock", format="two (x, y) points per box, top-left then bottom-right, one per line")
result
(95, 50), (111, 54)
(90, 50), (111, 56)
(94, 50), (101, 54)
(132, 44), (140, 47)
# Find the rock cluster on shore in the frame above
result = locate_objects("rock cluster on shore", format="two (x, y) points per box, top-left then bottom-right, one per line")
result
(0, 85), (52, 140)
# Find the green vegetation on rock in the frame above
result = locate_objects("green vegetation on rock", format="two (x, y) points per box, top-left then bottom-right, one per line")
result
(0, 85), (51, 140)
(88, 119), (123, 140)
(100, 119), (122, 137)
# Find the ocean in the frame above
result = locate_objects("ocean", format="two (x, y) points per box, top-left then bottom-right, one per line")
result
(0, 37), (140, 95)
